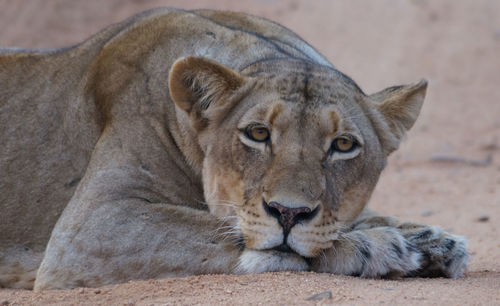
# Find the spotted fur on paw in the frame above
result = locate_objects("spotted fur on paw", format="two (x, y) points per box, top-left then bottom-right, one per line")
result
(312, 227), (422, 278)
(399, 224), (469, 278)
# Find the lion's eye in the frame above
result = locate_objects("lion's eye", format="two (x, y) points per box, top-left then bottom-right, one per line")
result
(246, 125), (270, 142)
(331, 137), (356, 153)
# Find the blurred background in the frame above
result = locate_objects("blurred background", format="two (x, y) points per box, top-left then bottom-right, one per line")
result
(0, 0), (498, 274)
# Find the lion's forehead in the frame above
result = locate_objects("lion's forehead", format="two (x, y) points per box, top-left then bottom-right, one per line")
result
(270, 72), (359, 108)
(248, 62), (363, 105)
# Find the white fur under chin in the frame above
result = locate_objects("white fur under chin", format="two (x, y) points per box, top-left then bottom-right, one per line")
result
(235, 249), (309, 274)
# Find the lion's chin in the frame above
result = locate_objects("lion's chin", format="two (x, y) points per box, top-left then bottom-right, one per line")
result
(235, 249), (309, 274)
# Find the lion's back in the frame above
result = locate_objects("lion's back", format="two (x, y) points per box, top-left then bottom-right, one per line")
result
(0, 17), (128, 250)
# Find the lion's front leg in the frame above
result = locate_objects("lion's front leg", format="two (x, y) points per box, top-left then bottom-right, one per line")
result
(311, 226), (422, 278)
(35, 200), (242, 290)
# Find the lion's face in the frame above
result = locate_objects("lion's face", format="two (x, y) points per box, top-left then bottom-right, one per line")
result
(169, 57), (426, 258)
(199, 72), (387, 258)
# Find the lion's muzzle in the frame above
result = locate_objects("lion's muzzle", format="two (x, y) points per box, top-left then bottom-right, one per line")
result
(262, 199), (319, 235)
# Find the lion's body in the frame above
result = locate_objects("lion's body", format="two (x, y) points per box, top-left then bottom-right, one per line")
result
(0, 8), (468, 290)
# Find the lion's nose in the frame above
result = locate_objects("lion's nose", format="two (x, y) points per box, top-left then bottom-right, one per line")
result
(263, 200), (317, 233)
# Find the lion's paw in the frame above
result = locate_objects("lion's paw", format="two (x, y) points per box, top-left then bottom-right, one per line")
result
(400, 224), (469, 278)
(349, 227), (423, 278)
(235, 249), (309, 274)
(313, 227), (423, 278)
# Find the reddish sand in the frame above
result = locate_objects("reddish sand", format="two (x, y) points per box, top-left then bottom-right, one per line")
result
(1, 0), (499, 304)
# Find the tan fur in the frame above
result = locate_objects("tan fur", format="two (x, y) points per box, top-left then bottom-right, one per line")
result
(0, 8), (467, 290)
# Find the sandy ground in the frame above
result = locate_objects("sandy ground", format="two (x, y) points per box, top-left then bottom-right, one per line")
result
(0, 0), (499, 305)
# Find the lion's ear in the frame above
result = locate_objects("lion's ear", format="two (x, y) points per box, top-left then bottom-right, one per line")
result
(169, 56), (246, 121)
(370, 79), (428, 155)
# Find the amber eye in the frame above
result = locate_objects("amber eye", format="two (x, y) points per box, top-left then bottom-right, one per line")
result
(331, 137), (356, 153)
(246, 125), (270, 142)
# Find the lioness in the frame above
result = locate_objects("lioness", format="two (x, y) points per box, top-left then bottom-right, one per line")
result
(0, 8), (468, 290)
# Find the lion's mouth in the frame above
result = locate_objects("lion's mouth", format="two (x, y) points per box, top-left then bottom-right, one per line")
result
(270, 244), (313, 265)
(272, 243), (294, 253)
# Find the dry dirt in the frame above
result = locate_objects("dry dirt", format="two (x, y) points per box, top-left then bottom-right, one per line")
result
(0, 0), (499, 305)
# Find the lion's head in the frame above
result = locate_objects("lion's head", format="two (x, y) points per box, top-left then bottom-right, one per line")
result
(169, 57), (426, 258)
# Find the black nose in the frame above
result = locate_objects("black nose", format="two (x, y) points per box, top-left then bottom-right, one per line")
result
(263, 200), (318, 233)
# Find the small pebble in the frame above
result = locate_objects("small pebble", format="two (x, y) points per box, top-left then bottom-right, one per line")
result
(306, 290), (332, 301)
(1, 300), (10, 306)
(477, 215), (490, 222)
(94, 289), (101, 294)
